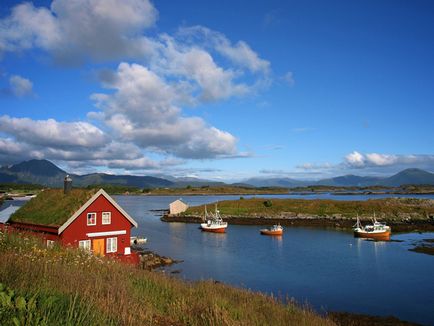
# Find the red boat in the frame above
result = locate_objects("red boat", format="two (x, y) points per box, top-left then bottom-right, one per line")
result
(260, 224), (283, 236)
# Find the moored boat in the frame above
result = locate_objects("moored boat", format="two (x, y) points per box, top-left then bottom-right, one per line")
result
(260, 224), (283, 236)
(200, 206), (228, 233)
(353, 214), (391, 240)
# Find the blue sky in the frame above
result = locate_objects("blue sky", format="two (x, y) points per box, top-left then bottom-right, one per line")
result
(0, 0), (433, 181)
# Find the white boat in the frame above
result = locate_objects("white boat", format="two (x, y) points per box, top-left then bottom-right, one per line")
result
(130, 236), (147, 245)
(200, 205), (228, 233)
(353, 214), (391, 240)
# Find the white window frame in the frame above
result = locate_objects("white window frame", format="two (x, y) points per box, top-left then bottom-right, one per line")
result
(106, 237), (117, 253)
(87, 212), (96, 226)
(79, 240), (91, 251)
(102, 212), (111, 225)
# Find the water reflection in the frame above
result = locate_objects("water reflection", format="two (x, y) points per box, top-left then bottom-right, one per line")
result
(112, 195), (434, 325)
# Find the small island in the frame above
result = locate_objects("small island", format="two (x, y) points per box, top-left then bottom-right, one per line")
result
(163, 197), (434, 232)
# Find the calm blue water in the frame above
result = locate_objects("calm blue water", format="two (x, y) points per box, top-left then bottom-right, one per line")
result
(2, 194), (433, 324)
(113, 194), (434, 325)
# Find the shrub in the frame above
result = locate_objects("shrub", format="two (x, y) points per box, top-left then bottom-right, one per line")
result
(263, 200), (273, 207)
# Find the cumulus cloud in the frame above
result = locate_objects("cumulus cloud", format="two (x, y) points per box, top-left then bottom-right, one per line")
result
(297, 151), (434, 178)
(344, 151), (434, 169)
(345, 151), (366, 167)
(1, 1), (271, 102)
(91, 62), (238, 159)
(152, 36), (250, 101)
(0, 115), (109, 149)
(0, 134), (164, 171)
(9, 75), (33, 97)
(0, 1), (270, 170)
(0, 0), (158, 63)
(177, 26), (270, 74)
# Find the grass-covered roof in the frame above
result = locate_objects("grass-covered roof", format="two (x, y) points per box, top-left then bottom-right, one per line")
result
(10, 189), (97, 227)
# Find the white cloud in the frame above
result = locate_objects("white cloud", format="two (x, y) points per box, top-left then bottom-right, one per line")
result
(0, 115), (109, 149)
(345, 151), (366, 167)
(9, 75), (33, 97)
(0, 134), (165, 171)
(282, 71), (295, 86)
(0, 1), (270, 170)
(1, 1), (271, 102)
(91, 62), (238, 159)
(344, 151), (434, 169)
(365, 153), (397, 166)
(0, 0), (158, 63)
(150, 35), (250, 102)
(177, 26), (270, 74)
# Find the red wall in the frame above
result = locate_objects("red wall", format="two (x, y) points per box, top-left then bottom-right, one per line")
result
(60, 194), (134, 258)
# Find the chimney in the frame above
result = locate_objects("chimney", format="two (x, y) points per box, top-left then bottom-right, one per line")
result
(64, 175), (72, 194)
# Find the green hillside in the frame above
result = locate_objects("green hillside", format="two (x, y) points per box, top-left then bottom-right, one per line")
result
(0, 233), (333, 326)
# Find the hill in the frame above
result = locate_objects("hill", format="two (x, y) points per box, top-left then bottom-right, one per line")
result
(0, 234), (332, 326)
(316, 175), (383, 187)
(382, 168), (434, 187)
(244, 169), (434, 187)
(0, 159), (173, 189)
(243, 177), (306, 188)
(1, 159), (433, 189)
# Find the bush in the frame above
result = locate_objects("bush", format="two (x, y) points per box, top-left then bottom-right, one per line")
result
(263, 200), (273, 207)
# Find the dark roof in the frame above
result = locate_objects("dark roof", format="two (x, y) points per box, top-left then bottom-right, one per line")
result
(10, 189), (96, 227)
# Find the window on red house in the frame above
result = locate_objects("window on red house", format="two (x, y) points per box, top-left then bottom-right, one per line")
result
(87, 213), (96, 226)
(106, 237), (117, 253)
(102, 212), (111, 225)
(79, 240), (91, 251)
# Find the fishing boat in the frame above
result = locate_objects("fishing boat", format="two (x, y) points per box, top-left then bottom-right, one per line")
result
(200, 206), (228, 233)
(353, 214), (391, 240)
(260, 224), (283, 236)
(130, 236), (147, 246)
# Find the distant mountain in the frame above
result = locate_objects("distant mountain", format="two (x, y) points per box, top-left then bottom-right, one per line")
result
(381, 168), (434, 187)
(243, 169), (434, 188)
(154, 175), (227, 188)
(0, 159), (68, 186)
(243, 177), (306, 188)
(316, 175), (383, 187)
(1, 159), (434, 189)
(8, 159), (66, 177)
(0, 159), (173, 188)
(75, 173), (173, 189)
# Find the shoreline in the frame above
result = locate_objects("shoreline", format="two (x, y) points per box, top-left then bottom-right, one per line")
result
(161, 214), (434, 232)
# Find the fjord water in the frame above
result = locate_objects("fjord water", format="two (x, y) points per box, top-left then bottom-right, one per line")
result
(115, 194), (434, 325)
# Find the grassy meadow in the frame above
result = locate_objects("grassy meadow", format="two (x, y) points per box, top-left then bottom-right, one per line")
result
(0, 232), (334, 326)
(10, 189), (96, 226)
(183, 197), (434, 221)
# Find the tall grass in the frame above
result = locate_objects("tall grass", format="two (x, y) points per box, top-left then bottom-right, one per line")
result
(0, 232), (334, 325)
(184, 197), (434, 221)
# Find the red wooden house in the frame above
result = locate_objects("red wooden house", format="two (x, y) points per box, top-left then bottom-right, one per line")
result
(6, 187), (138, 262)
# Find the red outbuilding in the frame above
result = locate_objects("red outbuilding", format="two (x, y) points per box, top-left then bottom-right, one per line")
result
(5, 185), (139, 263)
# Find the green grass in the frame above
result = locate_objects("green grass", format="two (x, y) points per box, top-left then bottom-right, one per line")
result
(0, 232), (334, 326)
(0, 183), (45, 193)
(184, 197), (434, 221)
(10, 189), (96, 226)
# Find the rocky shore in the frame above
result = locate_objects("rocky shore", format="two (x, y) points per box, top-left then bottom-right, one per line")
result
(161, 214), (434, 232)
(134, 248), (182, 270)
